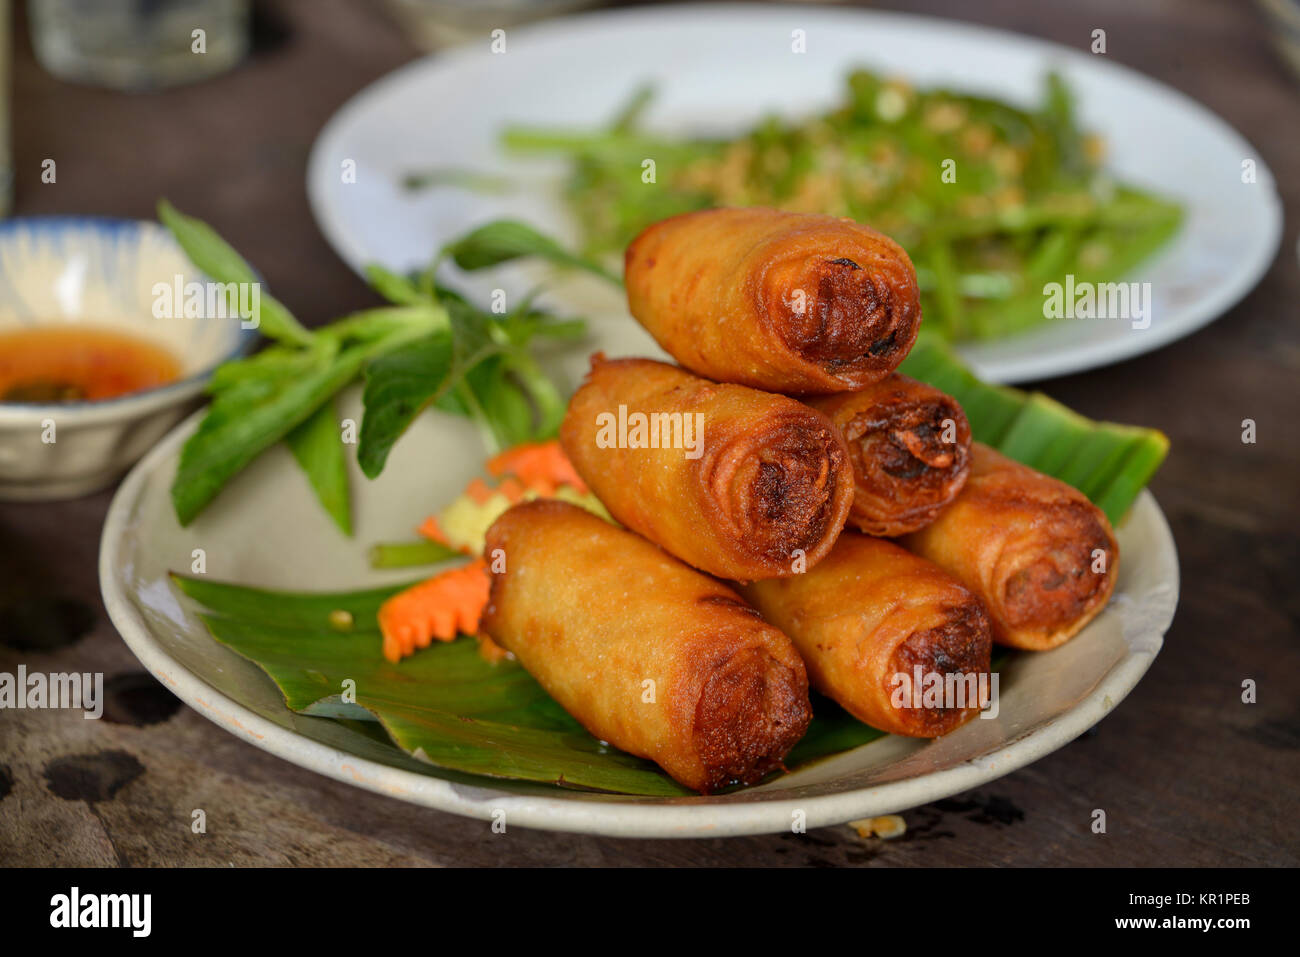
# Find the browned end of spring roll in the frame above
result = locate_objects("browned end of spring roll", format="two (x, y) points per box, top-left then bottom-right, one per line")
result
(902, 443), (1119, 650)
(625, 207), (921, 394)
(740, 533), (992, 737)
(481, 500), (811, 793)
(808, 374), (972, 536)
(560, 355), (854, 581)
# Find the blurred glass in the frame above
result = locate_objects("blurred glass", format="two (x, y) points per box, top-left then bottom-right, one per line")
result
(1, 0), (10, 217)
(385, 0), (603, 50)
(28, 0), (249, 90)
(1258, 0), (1300, 83)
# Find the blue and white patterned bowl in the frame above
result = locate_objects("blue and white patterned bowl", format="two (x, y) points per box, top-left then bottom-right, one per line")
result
(0, 217), (255, 499)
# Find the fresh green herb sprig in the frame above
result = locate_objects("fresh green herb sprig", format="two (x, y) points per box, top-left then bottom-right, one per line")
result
(161, 202), (605, 533)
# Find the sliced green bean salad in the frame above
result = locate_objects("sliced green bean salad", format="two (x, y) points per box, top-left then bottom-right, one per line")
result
(492, 70), (1182, 342)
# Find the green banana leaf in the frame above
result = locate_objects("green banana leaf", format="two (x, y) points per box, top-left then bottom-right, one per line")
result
(899, 336), (1167, 524)
(172, 573), (883, 796)
(172, 340), (1166, 795)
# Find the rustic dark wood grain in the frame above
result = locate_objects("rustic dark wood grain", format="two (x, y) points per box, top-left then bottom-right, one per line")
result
(1, 0), (1296, 867)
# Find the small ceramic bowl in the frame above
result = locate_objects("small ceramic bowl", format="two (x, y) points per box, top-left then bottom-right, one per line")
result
(0, 217), (255, 500)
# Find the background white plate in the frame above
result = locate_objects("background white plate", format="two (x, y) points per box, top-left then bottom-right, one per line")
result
(306, 3), (1282, 384)
(100, 380), (1179, 839)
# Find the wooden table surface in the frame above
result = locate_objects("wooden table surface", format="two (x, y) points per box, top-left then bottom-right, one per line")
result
(1, 0), (1296, 867)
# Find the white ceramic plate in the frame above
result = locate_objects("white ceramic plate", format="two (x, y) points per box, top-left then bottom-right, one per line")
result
(100, 366), (1179, 838)
(306, 3), (1281, 384)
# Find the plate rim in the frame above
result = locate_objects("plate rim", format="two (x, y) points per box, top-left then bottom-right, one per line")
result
(305, 1), (1282, 385)
(99, 409), (1180, 838)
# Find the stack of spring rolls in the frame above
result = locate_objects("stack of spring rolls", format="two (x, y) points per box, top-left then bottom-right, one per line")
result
(481, 207), (1120, 794)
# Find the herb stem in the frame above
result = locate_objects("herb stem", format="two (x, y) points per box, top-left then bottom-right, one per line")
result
(368, 540), (462, 569)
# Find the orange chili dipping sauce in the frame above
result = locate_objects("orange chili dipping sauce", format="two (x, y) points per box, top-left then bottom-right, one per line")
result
(0, 327), (182, 403)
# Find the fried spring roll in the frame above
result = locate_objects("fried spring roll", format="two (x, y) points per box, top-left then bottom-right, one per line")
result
(902, 443), (1119, 650)
(808, 374), (972, 537)
(625, 207), (921, 394)
(481, 500), (812, 793)
(560, 355), (854, 581)
(740, 533), (992, 738)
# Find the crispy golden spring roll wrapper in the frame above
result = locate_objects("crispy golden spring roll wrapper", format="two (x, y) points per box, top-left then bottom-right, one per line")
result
(902, 443), (1119, 650)
(560, 355), (854, 581)
(481, 500), (812, 794)
(808, 374), (972, 537)
(624, 207), (921, 394)
(740, 533), (992, 738)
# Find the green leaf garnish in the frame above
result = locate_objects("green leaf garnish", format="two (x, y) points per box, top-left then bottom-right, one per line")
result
(285, 397), (352, 536)
(441, 219), (621, 285)
(160, 205), (588, 529)
(362, 264), (426, 306)
(157, 199), (315, 347)
(356, 333), (455, 479)
(171, 342), (358, 526)
(170, 315), (442, 526)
